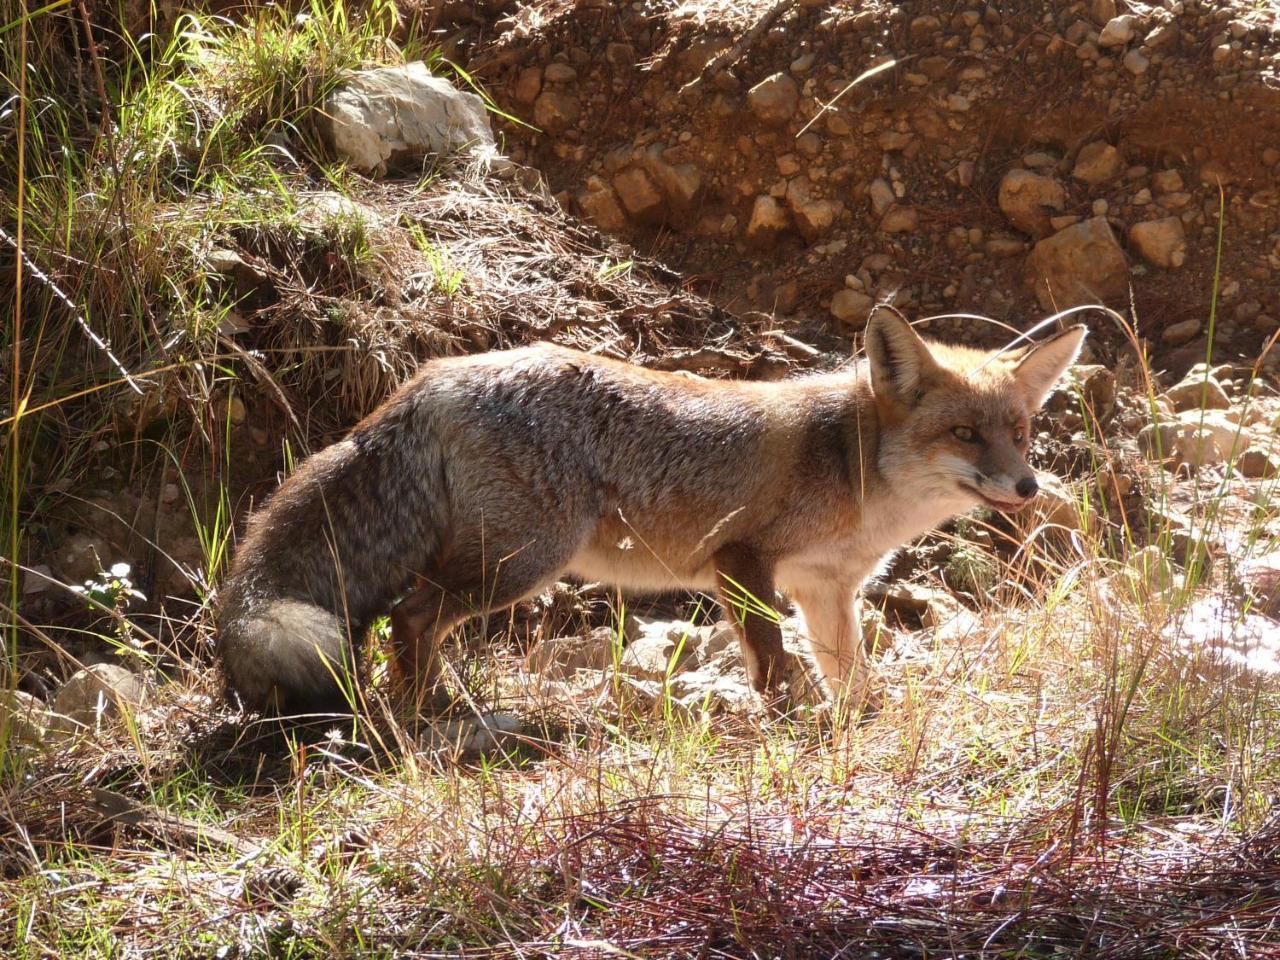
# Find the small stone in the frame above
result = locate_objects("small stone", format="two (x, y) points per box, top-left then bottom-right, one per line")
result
(0, 689), (51, 748)
(747, 72), (800, 125)
(1123, 49), (1150, 74)
(1235, 301), (1262, 324)
(578, 177), (628, 231)
(956, 160), (975, 187)
(1152, 169), (1185, 193)
(830, 289), (875, 328)
(1129, 217), (1187, 269)
(612, 168), (663, 220)
(998, 169), (1066, 237)
(1162, 317), (1201, 346)
(790, 52), (816, 74)
(1090, 0), (1117, 24)
(1173, 411), (1244, 468)
(785, 179), (840, 239)
(946, 93), (971, 112)
(1163, 374), (1231, 411)
(1099, 14), (1137, 47)
(879, 204), (919, 233)
(512, 67), (542, 106)
(1073, 141), (1124, 185)
(543, 62), (577, 83)
(1146, 22), (1180, 50)
(1139, 422), (1178, 460)
(746, 195), (791, 241)
(776, 153), (802, 176)
(1239, 448), (1279, 479)
(868, 177), (897, 216)
(22, 564), (53, 595)
(878, 130), (913, 152)
(533, 90), (581, 133)
(1240, 552), (1280, 616)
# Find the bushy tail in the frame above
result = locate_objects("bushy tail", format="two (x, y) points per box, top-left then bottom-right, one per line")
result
(217, 595), (354, 714)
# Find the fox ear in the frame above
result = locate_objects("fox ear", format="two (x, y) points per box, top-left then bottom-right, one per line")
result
(1011, 325), (1087, 409)
(864, 310), (939, 403)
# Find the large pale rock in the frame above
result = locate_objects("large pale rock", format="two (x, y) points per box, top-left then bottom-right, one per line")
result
(52, 664), (147, 730)
(1129, 217), (1187, 269)
(1026, 217), (1129, 310)
(322, 63), (500, 176)
(620, 620), (702, 679)
(998, 169), (1065, 237)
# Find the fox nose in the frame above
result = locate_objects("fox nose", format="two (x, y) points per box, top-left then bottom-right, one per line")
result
(1015, 476), (1039, 499)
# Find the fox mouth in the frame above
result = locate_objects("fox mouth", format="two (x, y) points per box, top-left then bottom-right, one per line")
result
(960, 484), (1034, 513)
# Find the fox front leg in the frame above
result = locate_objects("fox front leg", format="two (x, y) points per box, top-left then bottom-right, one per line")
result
(788, 579), (874, 714)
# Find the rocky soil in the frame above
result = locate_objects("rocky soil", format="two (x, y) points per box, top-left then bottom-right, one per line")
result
(474, 0), (1280, 373)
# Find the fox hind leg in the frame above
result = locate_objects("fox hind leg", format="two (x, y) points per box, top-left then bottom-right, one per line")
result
(390, 526), (587, 713)
(713, 544), (800, 709)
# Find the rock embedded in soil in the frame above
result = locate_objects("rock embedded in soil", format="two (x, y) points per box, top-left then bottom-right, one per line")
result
(577, 177), (628, 231)
(1099, 14), (1138, 47)
(1129, 217), (1188, 269)
(1163, 372), (1231, 411)
(747, 194), (791, 242)
(879, 204), (919, 234)
(1025, 217), (1129, 310)
(1238, 448), (1279, 479)
(52, 664), (147, 731)
(1162, 317), (1202, 346)
(612, 167), (665, 221)
(830, 289), (874, 328)
(746, 72), (800, 125)
(533, 90), (582, 134)
(0, 689), (53, 748)
(998, 169), (1066, 237)
(1072, 141), (1124, 186)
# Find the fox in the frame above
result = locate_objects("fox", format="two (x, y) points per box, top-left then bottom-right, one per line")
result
(216, 310), (1085, 716)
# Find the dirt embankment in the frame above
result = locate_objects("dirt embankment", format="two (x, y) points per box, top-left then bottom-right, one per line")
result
(470, 0), (1280, 373)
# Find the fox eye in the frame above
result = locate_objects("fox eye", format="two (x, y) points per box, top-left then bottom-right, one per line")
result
(1014, 429), (1026, 445)
(952, 426), (979, 443)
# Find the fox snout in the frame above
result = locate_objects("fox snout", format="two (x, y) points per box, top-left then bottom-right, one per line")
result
(969, 463), (1040, 512)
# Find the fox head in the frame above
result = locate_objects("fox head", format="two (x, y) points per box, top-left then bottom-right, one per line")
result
(864, 310), (1086, 513)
